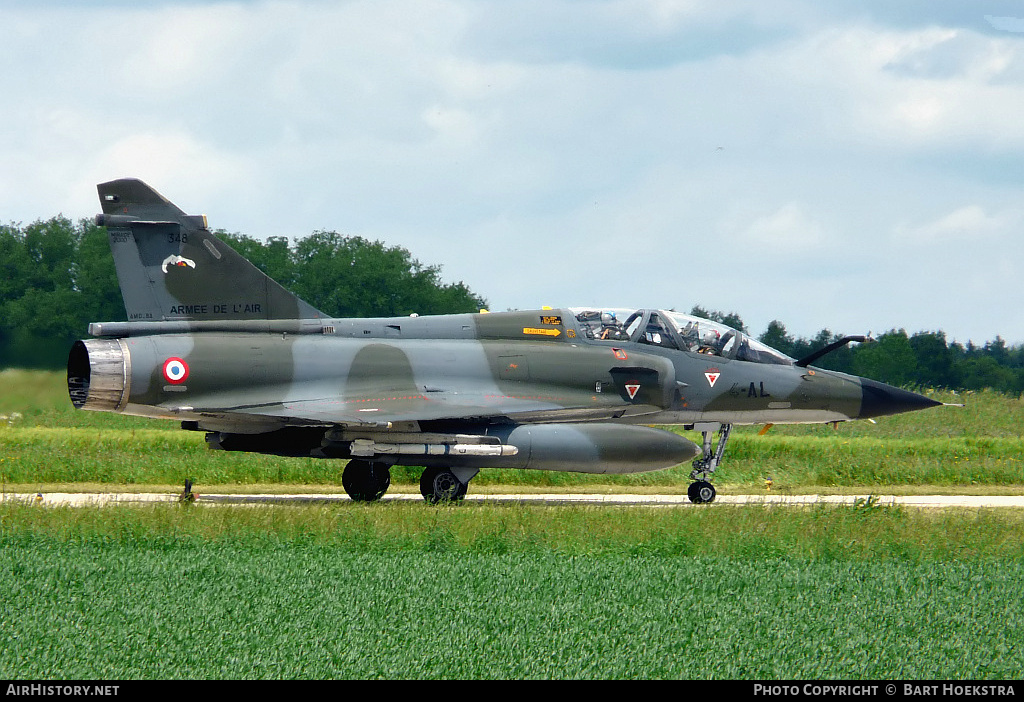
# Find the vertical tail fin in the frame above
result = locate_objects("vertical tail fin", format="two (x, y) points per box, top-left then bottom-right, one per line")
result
(96, 179), (324, 322)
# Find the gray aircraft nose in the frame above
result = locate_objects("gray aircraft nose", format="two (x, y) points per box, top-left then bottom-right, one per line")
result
(858, 378), (942, 419)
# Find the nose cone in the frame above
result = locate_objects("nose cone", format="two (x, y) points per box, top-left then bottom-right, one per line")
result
(858, 378), (942, 419)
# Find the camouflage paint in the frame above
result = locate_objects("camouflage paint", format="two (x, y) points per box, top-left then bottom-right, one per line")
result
(68, 179), (943, 500)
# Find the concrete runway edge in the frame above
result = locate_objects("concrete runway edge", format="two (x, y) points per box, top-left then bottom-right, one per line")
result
(4, 492), (1024, 508)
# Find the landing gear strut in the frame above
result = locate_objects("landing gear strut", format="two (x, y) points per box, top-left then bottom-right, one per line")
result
(342, 459), (391, 502)
(687, 423), (732, 504)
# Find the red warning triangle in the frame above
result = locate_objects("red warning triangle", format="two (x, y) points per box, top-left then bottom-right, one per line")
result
(625, 383), (641, 400)
(705, 371), (721, 388)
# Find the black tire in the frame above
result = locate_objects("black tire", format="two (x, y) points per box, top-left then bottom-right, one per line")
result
(687, 480), (716, 504)
(419, 467), (468, 504)
(342, 460), (391, 502)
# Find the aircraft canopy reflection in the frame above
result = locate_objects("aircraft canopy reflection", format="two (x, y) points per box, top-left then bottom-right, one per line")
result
(572, 308), (794, 365)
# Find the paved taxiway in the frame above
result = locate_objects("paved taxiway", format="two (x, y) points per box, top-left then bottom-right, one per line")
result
(4, 492), (1024, 508)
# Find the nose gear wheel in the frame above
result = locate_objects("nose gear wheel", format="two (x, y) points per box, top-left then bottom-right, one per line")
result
(687, 480), (717, 504)
(688, 423), (731, 504)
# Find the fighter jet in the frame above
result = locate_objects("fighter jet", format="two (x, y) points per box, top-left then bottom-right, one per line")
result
(68, 179), (943, 504)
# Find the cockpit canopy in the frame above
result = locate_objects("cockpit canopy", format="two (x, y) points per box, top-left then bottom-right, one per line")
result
(571, 308), (794, 366)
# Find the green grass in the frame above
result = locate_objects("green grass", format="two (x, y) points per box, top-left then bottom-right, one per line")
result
(3, 502), (1024, 678)
(2, 426), (1022, 491)
(2, 370), (1024, 678)
(5, 500), (1024, 559)
(4, 546), (1022, 679)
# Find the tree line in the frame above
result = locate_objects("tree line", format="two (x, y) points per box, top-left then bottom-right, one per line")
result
(694, 306), (1024, 395)
(1, 216), (1021, 393)
(0, 217), (486, 369)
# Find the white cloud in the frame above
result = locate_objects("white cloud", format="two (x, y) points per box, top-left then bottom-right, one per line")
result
(0, 0), (1022, 343)
(737, 203), (829, 249)
(893, 205), (1013, 245)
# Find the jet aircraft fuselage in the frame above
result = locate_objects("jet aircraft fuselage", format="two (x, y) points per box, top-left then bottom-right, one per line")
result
(68, 179), (943, 503)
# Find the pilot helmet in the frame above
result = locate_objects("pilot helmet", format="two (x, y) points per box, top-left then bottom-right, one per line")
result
(601, 311), (617, 325)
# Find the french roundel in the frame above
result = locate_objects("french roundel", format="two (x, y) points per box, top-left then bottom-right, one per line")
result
(162, 357), (190, 384)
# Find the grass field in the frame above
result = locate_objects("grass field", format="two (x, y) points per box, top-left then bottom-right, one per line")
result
(2, 369), (1022, 493)
(3, 501), (1024, 678)
(5, 544), (1022, 679)
(2, 369), (1023, 678)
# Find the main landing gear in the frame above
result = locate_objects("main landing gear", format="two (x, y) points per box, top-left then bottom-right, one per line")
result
(341, 459), (391, 502)
(419, 467), (478, 504)
(687, 423), (732, 504)
(342, 460), (478, 504)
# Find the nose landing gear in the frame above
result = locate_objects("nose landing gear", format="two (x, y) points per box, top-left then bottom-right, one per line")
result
(687, 480), (717, 504)
(687, 423), (731, 504)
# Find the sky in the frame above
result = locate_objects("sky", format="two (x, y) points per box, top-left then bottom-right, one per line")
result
(2, 0), (1023, 345)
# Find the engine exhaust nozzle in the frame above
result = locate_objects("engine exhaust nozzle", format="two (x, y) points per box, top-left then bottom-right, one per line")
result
(67, 339), (131, 412)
